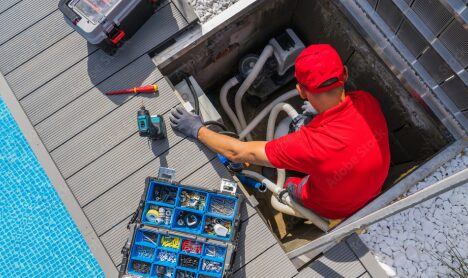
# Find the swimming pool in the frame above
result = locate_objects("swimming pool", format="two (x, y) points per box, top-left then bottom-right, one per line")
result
(0, 97), (104, 277)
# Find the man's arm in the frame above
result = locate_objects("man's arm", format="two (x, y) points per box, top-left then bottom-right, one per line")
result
(169, 106), (273, 167)
(197, 127), (272, 167)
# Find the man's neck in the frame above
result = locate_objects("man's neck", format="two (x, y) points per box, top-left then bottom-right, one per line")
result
(316, 91), (346, 114)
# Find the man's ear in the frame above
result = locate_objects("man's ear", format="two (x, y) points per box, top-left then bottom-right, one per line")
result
(343, 66), (349, 82)
(296, 84), (308, 100)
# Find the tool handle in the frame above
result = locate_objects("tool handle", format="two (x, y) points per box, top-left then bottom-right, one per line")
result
(135, 84), (158, 93)
(105, 84), (158, 95)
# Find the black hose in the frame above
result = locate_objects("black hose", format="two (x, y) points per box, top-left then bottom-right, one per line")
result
(184, 76), (200, 116)
(203, 121), (228, 131)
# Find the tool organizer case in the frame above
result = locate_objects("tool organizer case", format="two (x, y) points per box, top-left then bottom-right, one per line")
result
(120, 176), (243, 278)
(58, 0), (157, 55)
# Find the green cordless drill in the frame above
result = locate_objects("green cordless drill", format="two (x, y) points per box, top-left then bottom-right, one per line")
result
(137, 105), (166, 140)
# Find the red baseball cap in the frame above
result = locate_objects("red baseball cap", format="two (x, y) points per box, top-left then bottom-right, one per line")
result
(295, 44), (345, 94)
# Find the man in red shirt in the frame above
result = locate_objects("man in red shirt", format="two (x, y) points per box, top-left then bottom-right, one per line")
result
(170, 44), (390, 220)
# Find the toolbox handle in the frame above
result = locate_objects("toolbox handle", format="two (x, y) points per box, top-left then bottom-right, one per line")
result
(58, 0), (81, 24)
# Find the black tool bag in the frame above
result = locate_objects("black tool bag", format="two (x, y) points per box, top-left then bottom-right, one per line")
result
(58, 0), (157, 55)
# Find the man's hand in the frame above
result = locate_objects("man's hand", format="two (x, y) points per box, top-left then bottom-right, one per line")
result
(169, 106), (204, 139)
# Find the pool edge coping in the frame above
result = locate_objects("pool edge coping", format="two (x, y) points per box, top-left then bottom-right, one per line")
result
(0, 73), (118, 277)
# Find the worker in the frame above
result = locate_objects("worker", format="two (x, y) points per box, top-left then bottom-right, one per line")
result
(170, 44), (390, 220)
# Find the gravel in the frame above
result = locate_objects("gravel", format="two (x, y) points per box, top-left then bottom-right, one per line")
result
(360, 148), (468, 277)
(189, 0), (240, 23)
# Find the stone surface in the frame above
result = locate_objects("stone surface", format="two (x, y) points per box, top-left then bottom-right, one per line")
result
(360, 148), (468, 277)
(189, 0), (241, 22)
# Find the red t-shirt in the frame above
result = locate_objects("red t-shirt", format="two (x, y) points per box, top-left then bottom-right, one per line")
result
(265, 91), (390, 219)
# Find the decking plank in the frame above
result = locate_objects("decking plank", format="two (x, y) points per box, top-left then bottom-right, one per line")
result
(295, 241), (367, 278)
(233, 244), (297, 278)
(83, 139), (215, 236)
(6, 31), (96, 99)
(0, 0), (20, 18)
(36, 55), (162, 153)
(50, 81), (177, 186)
(0, 10), (73, 75)
(17, 3), (187, 124)
(232, 213), (280, 272)
(99, 215), (133, 266)
(66, 112), (182, 207)
(0, 0), (57, 45)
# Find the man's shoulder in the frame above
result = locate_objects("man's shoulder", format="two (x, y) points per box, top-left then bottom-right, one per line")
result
(347, 90), (380, 107)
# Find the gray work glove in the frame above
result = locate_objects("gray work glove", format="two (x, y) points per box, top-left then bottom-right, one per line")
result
(301, 101), (318, 116)
(301, 101), (318, 125)
(169, 106), (204, 139)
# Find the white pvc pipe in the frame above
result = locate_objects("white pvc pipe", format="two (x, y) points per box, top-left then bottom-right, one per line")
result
(271, 195), (306, 219)
(238, 89), (299, 140)
(220, 76), (242, 133)
(235, 45), (274, 141)
(266, 102), (298, 141)
(242, 170), (329, 232)
(266, 102), (299, 188)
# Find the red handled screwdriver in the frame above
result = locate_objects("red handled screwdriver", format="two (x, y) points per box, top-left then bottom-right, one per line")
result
(105, 84), (158, 95)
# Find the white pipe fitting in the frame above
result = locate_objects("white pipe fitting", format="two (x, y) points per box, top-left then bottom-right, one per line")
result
(266, 102), (299, 189)
(220, 76), (242, 133)
(235, 45), (274, 141)
(241, 170), (329, 232)
(238, 89), (299, 140)
(271, 195), (306, 219)
(266, 103), (299, 140)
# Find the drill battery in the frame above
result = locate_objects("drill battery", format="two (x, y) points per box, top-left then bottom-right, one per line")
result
(58, 0), (157, 55)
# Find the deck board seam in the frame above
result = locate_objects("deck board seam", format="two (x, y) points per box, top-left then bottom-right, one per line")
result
(0, 0), (22, 18)
(82, 129), (186, 210)
(0, 7), (59, 48)
(4, 30), (75, 76)
(47, 77), (165, 154)
(31, 56), (162, 127)
(233, 243), (277, 273)
(11, 47), (100, 101)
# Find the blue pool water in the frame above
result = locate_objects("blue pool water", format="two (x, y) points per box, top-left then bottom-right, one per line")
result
(0, 97), (104, 277)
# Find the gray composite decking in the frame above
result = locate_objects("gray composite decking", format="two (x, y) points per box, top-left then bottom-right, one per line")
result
(0, 1), (296, 277)
(0, 0), (385, 277)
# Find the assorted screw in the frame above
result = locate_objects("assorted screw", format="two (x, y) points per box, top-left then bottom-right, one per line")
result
(205, 245), (225, 259)
(132, 261), (151, 274)
(202, 260), (223, 273)
(154, 186), (178, 205)
(181, 239), (203, 254)
(136, 245), (155, 259)
(155, 265), (174, 278)
(160, 236), (181, 249)
(204, 217), (231, 237)
(208, 196), (235, 216)
(157, 250), (177, 264)
(179, 254), (199, 269)
(176, 270), (196, 278)
(142, 232), (157, 245)
(180, 190), (206, 210)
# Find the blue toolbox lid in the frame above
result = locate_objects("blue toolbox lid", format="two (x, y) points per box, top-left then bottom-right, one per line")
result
(122, 172), (243, 278)
(140, 178), (242, 242)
